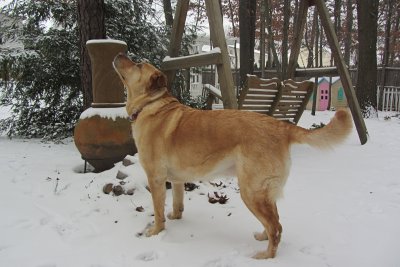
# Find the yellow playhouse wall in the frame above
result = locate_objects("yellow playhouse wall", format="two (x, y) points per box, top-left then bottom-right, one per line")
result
(330, 80), (348, 109)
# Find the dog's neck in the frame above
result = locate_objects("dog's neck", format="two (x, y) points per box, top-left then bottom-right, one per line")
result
(128, 88), (176, 122)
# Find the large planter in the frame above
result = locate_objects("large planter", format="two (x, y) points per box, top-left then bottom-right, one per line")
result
(74, 39), (136, 172)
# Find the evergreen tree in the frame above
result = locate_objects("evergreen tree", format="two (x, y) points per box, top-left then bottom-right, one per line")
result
(0, 1), (80, 139)
(0, 0), (171, 140)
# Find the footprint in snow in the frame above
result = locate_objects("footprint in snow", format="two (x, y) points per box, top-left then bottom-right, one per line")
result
(10, 218), (33, 229)
(299, 245), (327, 261)
(136, 250), (165, 261)
(0, 245), (9, 252)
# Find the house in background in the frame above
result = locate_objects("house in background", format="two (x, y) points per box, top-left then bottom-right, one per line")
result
(297, 47), (332, 68)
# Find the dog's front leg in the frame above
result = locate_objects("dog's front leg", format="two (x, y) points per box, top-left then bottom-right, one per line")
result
(146, 178), (166, 236)
(168, 182), (184, 220)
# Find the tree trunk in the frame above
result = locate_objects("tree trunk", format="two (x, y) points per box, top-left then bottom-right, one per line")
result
(312, 15), (319, 116)
(389, 6), (400, 65)
(344, 0), (353, 66)
(77, 0), (106, 110)
(265, 0), (281, 73)
(356, 0), (378, 116)
(281, 0), (291, 79)
(334, 0), (341, 33)
(293, 0), (299, 27)
(319, 22), (323, 67)
(228, 0), (240, 94)
(306, 9), (318, 68)
(260, 0), (266, 77)
(379, 0), (393, 108)
(315, 15), (319, 68)
(331, 0), (341, 66)
(163, 0), (174, 29)
(239, 0), (256, 88)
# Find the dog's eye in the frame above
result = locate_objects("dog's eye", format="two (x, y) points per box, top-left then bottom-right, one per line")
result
(137, 63), (143, 68)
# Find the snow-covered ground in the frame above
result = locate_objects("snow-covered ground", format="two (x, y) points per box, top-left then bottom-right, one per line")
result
(1, 110), (399, 267)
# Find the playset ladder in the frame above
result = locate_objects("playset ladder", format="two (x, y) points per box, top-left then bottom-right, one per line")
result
(161, 0), (237, 109)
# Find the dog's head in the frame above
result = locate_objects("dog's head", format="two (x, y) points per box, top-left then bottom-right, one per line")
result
(113, 53), (167, 100)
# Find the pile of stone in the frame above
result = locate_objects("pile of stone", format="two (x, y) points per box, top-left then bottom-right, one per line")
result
(102, 157), (135, 196)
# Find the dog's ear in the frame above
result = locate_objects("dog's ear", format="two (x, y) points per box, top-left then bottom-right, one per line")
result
(148, 71), (167, 93)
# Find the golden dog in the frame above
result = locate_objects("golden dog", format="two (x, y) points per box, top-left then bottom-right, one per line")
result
(113, 54), (352, 259)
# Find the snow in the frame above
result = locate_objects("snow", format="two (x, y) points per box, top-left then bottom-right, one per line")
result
(201, 45), (222, 53)
(80, 107), (129, 121)
(1, 110), (400, 267)
(211, 47), (221, 53)
(163, 47), (221, 63)
(86, 39), (127, 46)
(0, 105), (11, 120)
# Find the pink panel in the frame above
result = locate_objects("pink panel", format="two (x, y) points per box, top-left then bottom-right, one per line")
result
(319, 82), (329, 111)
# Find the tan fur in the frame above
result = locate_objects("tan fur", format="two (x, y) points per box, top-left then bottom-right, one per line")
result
(113, 54), (353, 259)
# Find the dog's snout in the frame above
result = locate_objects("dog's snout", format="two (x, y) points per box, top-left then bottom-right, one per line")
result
(113, 53), (126, 66)
(113, 53), (135, 70)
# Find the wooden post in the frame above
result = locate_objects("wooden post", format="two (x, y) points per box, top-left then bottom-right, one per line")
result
(315, 0), (368, 145)
(312, 77), (318, 115)
(260, 0), (266, 78)
(205, 0), (237, 109)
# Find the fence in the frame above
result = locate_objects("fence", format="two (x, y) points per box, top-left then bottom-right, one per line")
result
(377, 86), (400, 112)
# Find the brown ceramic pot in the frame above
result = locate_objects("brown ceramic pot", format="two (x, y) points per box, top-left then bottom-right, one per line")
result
(74, 39), (136, 172)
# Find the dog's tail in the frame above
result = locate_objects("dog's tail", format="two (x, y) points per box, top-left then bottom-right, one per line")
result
(289, 109), (353, 149)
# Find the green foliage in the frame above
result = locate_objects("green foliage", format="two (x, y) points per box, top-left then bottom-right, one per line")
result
(0, 0), (192, 140)
(104, 0), (168, 67)
(180, 90), (208, 110)
(0, 1), (81, 140)
(166, 25), (199, 100)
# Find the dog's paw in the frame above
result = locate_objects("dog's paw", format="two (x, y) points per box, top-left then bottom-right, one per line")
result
(145, 225), (165, 237)
(254, 231), (268, 241)
(252, 250), (274, 260)
(167, 212), (182, 220)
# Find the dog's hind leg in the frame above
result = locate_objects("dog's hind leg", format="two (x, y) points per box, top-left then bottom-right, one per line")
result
(254, 203), (281, 241)
(146, 177), (167, 236)
(253, 200), (282, 259)
(239, 184), (282, 259)
(168, 182), (184, 220)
